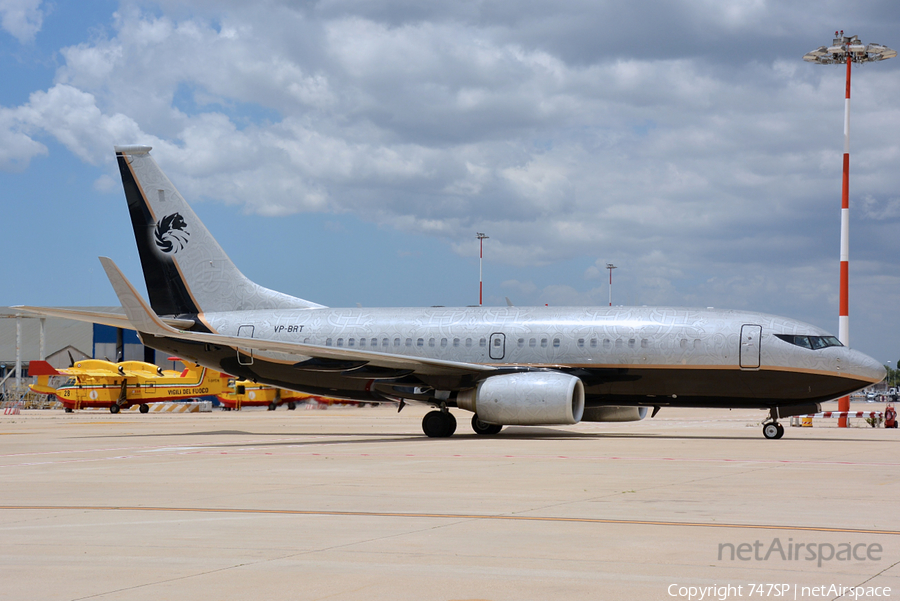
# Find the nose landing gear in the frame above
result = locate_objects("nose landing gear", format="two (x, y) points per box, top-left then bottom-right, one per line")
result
(762, 407), (785, 439)
(762, 421), (784, 439)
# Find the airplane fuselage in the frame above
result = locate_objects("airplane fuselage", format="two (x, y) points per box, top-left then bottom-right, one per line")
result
(144, 305), (882, 412)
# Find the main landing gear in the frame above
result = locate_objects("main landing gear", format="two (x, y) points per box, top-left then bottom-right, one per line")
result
(268, 401), (297, 410)
(422, 409), (457, 438)
(421, 411), (506, 437)
(471, 414), (502, 436)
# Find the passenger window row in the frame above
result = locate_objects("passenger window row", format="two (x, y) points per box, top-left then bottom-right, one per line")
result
(316, 335), (705, 351)
(517, 338), (561, 348)
(574, 338), (653, 349)
(323, 337), (485, 348)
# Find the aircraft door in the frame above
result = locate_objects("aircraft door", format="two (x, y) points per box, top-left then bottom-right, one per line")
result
(739, 324), (762, 369)
(489, 333), (505, 360)
(237, 325), (255, 366)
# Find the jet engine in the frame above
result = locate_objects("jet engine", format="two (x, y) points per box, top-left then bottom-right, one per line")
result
(457, 372), (584, 425)
(581, 406), (648, 422)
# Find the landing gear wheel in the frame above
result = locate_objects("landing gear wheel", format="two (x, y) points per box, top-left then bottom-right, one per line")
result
(268, 402), (277, 411)
(109, 404), (120, 414)
(139, 404), (149, 414)
(422, 411), (443, 437)
(64, 407), (73, 413)
(444, 412), (457, 436)
(287, 401), (296, 410)
(763, 422), (782, 439)
(422, 410), (456, 437)
(472, 414), (503, 435)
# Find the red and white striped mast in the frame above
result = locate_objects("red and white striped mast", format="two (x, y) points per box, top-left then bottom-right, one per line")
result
(477, 232), (489, 306)
(804, 33), (895, 427)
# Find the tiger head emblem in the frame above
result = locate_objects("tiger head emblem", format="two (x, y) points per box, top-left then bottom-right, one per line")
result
(154, 213), (190, 254)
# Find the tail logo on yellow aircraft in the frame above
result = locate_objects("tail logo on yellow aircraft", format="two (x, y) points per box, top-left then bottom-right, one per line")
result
(155, 213), (190, 254)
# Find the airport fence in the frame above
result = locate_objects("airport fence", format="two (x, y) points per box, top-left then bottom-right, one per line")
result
(0, 381), (58, 409)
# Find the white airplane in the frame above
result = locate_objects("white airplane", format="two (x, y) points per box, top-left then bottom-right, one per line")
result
(18, 145), (885, 439)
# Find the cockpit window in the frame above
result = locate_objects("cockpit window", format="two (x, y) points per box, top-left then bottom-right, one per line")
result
(793, 336), (812, 349)
(775, 334), (842, 349)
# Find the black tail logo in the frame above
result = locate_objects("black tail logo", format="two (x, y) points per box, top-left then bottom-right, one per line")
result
(154, 213), (190, 254)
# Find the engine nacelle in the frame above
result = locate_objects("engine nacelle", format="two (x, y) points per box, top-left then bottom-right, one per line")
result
(581, 406), (648, 422)
(457, 372), (584, 425)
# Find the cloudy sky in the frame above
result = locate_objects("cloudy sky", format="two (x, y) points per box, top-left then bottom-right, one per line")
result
(1, 0), (898, 365)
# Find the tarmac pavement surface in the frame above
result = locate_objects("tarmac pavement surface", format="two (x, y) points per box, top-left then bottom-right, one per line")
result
(1, 403), (898, 601)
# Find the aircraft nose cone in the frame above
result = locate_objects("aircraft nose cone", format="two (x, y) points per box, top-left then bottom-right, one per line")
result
(847, 349), (886, 384)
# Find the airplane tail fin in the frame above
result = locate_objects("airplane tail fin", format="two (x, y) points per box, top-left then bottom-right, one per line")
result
(28, 361), (60, 396)
(114, 145), (325, 317)
(178, 362), (204, 382)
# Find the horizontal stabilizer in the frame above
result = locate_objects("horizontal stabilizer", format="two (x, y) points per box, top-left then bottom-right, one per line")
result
(14, 306), (195, 330)
(28, 360), (60, 376)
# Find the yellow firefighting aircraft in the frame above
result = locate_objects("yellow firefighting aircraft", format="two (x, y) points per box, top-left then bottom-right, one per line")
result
(217, 380), (361, 411)
(29, 358), (230, 413)
(217, 380), (313, 411)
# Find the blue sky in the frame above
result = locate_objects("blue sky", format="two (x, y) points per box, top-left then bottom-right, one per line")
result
(1, 0), (899, 366)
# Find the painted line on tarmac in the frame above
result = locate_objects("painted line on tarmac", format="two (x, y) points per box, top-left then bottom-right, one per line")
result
(131, 447), (900, 468)
(5, 446), (900, 469)
(0, 505), (896, 536)
(0, 436), (310, 459)
(324, 452), (900, 467)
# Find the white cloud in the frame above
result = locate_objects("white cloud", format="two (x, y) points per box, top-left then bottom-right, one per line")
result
(500, 279), (538, 296)
(0, 0), (43, 43)
(2, 1), (899, 357)
(6, 84), (151, 164)
(92, 174), (116, 192)
(0, 107), (46, 170)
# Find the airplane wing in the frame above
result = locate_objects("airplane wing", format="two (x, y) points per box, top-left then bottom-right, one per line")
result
(31, 362), (145, 379)
(96, 257), (496, 377)
(75, 368), (145, 378)
(31, 356), (168, 380)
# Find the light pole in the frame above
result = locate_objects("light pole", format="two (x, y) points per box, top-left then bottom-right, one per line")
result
(606, 263), (617, 307)
(804, 32), (895, 427)
(477, 232), (489, 306)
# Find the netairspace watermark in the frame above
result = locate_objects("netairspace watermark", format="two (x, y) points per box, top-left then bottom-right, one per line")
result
(667, 583), (891, 600)
(718, 538), (882, 568)
(664, 537), (892, 600)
